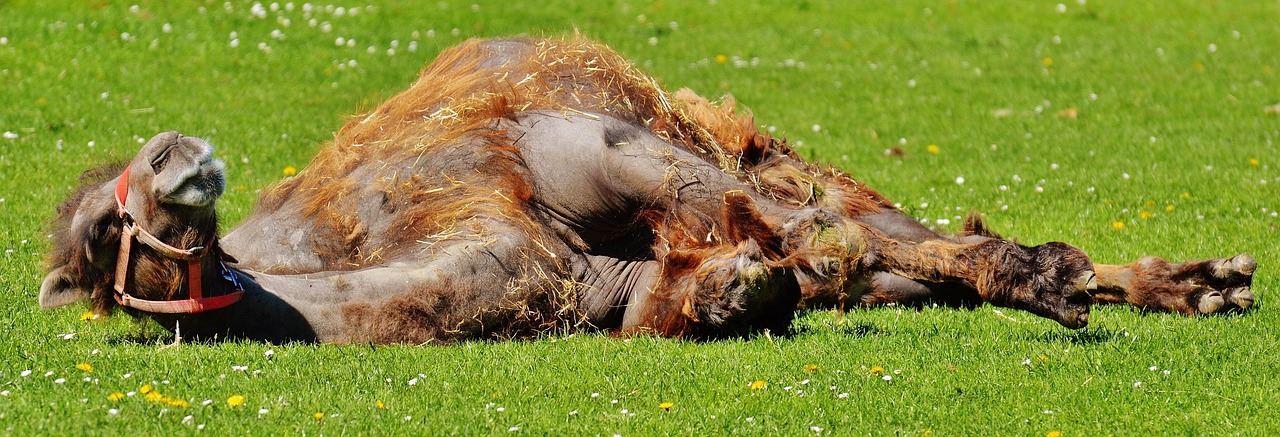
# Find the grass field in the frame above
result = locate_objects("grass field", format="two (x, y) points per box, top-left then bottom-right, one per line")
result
(2, 0), (1278, 434)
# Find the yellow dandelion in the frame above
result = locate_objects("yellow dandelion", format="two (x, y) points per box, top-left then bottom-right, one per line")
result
(107, 392), (125, 402)
(1047, 431), (1063, 437)
(658, 401), (674, 411)
(1165, 204), (1175, 212)
(869, 366), (885, 375)
(1042, 57), (1054, 67)
(168, 398), (189, 408)
(923, 429), (933, 437)
(314, 412), (325, 420)
(1180, 192), (1191, 199)
(1249, 158), (1260, 167)
(804, 364), (819, 373)
(749, 380), (767, 390)
(1035, 355), (1049, 363)
(926, 144), (940, 155)
(376, 399), (386, 409)
(75, 363), (93, 373)
(1144, 200), (1156, 207)
(715, 54), (727, 64)
(79, 311), (98, 321)
(144, 391), (164, 402)
(139, 384), (154, 394)
(1111, 221), (1125, 230)
(227, 394), (246, 407)
(1139, 211), (1153, 219)
(283, 165), (297, 176)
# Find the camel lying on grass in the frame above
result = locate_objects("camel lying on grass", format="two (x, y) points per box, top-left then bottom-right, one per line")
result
(40, 37), (1256, 343)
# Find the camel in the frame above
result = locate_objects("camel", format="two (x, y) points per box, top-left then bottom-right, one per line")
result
(39, 37), (1256, 344)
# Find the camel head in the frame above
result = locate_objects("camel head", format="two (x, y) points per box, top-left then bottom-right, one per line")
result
(40, 132), (227, 313)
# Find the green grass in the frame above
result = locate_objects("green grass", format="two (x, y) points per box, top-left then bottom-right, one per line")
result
(2, 0), (1278, 434)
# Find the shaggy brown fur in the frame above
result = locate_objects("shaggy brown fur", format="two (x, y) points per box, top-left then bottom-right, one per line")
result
(40, 36), (1256, 344)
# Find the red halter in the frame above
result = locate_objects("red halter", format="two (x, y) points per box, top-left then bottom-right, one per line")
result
(113, 165), (245, 313)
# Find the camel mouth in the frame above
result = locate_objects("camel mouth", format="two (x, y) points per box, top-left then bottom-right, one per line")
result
(160, 158), (226, 207)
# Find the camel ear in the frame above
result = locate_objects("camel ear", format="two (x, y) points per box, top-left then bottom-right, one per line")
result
(39, 266), (91, 309)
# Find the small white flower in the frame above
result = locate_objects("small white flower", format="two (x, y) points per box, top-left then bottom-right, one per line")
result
(811, 124), (821, 133)
(496, 407), (505, 412)
(1133, 381), (1142, 388)
(108, 408), (119, 415)
(408, 378), (419, 386)
(881, 375), (892, 381)
(1149, 366), (1158, 371)
(1022, 358), (1032, 365)
(955, 176), (965, 185)
(182, 415), (194, 425)
(811, 426), (824, 433)
(2, 131), (17, 139)
(232, 365), (248, 371)
(1056, 3), (1067, 13)
(54, 378), (66, 384)
(202, 399), (213, 406)
(1163, 369), (1171, 375)
(20, 370), (31, 377)
(258, 408), (270, 416)
(1, 390), (9, 396)
(837, 392), (850, 399)
(264, 349), (274, 357)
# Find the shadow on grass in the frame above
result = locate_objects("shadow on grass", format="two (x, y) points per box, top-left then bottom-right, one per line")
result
(1031, 327), (1121, 345)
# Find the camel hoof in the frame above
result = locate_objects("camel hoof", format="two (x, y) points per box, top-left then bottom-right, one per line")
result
(1075, 271), (1098, 292)
(1232, 254), (1258, 276)
(1197, 292), (1225, 314)
(1225, 287), (1255, 310)
(1214, 254), (1257, 278)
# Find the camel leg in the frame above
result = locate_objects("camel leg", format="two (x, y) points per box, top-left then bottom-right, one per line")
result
(618, 239), (799, 338)
(1092, 254), (1256, 315)
(265, 218), (578, 343)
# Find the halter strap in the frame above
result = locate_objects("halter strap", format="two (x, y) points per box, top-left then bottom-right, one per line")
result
(112, 165), (244, 313)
